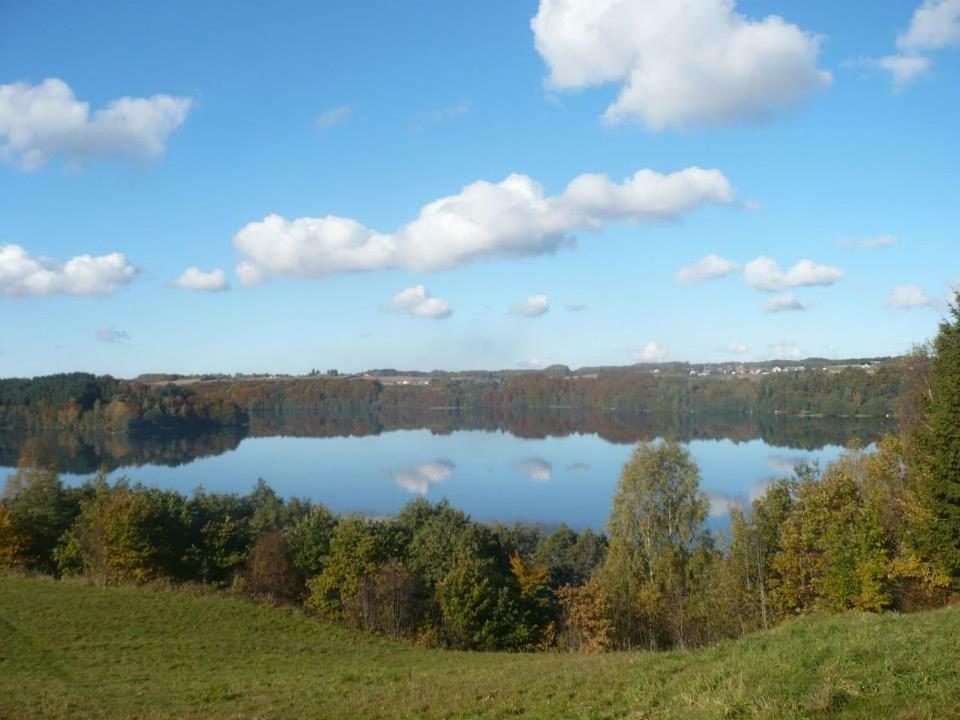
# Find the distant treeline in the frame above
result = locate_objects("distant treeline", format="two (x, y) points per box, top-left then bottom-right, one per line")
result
(0, 373), (247, 432)
(193, 363), (904, 418)
(0, 362), (904, 434)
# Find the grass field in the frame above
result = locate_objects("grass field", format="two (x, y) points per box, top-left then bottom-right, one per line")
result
(1, 573), (959, 719)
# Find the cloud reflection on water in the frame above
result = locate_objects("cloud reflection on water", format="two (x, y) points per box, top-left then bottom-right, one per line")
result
(392, 459), (456, 495)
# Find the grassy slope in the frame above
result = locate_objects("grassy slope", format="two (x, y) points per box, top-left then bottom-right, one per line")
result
(1, 574), (959, 720)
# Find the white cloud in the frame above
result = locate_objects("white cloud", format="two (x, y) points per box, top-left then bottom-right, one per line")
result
(744, 256), (843, 292)
(768, 341), (802, 360)
(0, 243), (137, 297)
(512, 294), (550, 317)
(875, 55), (932, 88)
(567, 462), (591, 473)
(898, 0), (960, 50)
(635, 341), (667, 363)
(564, 302), (587, 312)
(0, 78), (191, 170)
(721, 341), (750, 355)
(676, 254), (741, 285)
(169, 267), (229, 292)
(515, 458), (552, 483)
(393, 460), (455, 495)
(861, 1), (960, 90)
(233, 167), (734, 283)
(837, 234), (898, 250)
(386, 284), (453, 318)
(764, 293), (809, 313)
(532, 0), (831, 130)
(316, 105), (352, 130)
(885, 284), (941, 310)
(96, 325), (130, 343)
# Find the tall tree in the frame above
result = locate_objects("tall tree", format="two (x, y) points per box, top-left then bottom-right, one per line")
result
(597, 441), (710, 649)
(910, 292), (960, 586)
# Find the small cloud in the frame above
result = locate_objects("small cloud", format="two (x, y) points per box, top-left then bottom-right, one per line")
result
(744, 256), (843, 292)
(0, 243), (137, 297)
(764, 293), (809, 313)
(721, 341), (750, 355)
(849, 55), (931, 90)
(0, 78), (191, 171)
(886, 284), (942, 310)
(564, 302), (588, 312)
(837, 234), (898, 250)
(566, 462), (591, 473)
(515, 458), (552, 483)
(316, 105), (352, 130)
(676, 254), (741, 285)
(385, 284), (453, 318)
(742, 199), (763, 212)
(635, 342), (667, 363)
(96, 325), (130, 343)
(512, 294), (550, 317)
(392, 460), (455, 495)
(169, 267), (230, 292)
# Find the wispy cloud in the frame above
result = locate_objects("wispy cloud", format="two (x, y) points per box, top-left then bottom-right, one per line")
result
(676, 254), (741, 285)
(409, 101), (470, 132)
(837, 234), (898, 250)
(886, 284), (943, 310)
(316, 105), (352, 130)
(96, 325), (131, 343)
(764, 293), (809, 313)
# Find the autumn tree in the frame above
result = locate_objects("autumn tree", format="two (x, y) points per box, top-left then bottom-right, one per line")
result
(245, 530), (301, 601)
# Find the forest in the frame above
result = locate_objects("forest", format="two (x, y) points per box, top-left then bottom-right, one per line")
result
(0, 373), (247, 432)
(0, 357), (904, 436)
(0, 297), (957, 653)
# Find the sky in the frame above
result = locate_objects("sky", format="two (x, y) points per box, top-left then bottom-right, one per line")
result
(0, 0), (958, 377)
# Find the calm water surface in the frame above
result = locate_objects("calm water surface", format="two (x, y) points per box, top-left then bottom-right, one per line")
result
(1, 412), (886, 529)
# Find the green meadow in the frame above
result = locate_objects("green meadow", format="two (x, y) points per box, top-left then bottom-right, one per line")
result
(2, 573), (958, 720)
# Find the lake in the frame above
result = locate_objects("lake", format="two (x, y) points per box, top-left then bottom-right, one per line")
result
(0, 410), (889, 530)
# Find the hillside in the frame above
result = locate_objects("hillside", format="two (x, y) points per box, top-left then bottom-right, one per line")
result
(1, 574), (958, 719)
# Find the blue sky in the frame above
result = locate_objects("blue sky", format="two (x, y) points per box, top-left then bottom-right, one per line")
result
(1, 0), (958, 377)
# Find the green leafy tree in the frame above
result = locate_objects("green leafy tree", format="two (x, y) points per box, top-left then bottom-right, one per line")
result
(436, 553), (517, 650)
(286, 505), (338, 578)
(3, 466), (78, 573)
(771, 465), (891, 613)
(909, 293), (960, 585)
(597, 441), (710, 649)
